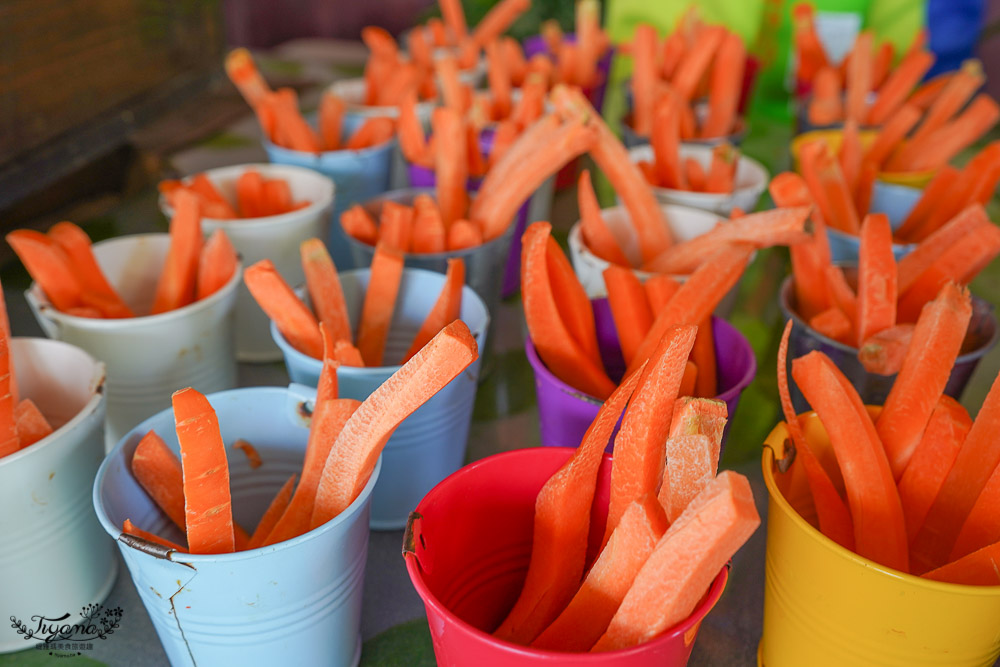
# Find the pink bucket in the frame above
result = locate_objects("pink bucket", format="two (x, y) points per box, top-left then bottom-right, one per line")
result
(404, 447), (728, 666)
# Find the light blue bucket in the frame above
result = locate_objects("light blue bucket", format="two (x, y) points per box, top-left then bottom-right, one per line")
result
(92, 384), (381, 667)
(272, 267), (489, 530)
(826, 181), (922, 263)
(264, 114), (396, 271)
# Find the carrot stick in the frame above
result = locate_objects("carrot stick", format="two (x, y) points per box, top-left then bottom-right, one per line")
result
(644, 275), (681, 313)
(187, 174), (238, 219)
(845, 31), (873, 124)
(893, 166), (961, 241)
(340, 205), (380, 246)
(897, 204), (989, 294)
(671, 26), (725, 102)
(855, 213), (897, 346)
(333, 340), (364, 367)
(651, 93), (686, 190)
(122, 519), (187, 553)
(196, 229), (238, 301)
(439, 0), (468, 43)
(487, 121), (518, 168)
(809, 306), (853, 344)
(494, 360), (646, 646)
(885, 94), (1000, 172)
(521, 222), (615, 399)
(684, 157), (705, 190)
(703, 144), (738, 194)
(659, 432), (721, 522)
(546, 237), (604, 369)
(48, 222), (134, 318)
(402, 258), (464, 363)
(411, 198), (447, 254)
(798, 140), (838, 231)
(319, 92), (345, 151)
(660, 32), (685, 80)
(910, 60), (984, 145)
(172, 388), (235, 555)
(866, 50), (934, 126)
(13, 399), (52, 448)
(817, 145), (860, 234)
(593, 471), (760, 652)
(433, 107), (469, 226)
(235, 170), (266, 218)
(679, 360), (698, 397)
(485, 40), (513, 119)
(131, 430), (186, 530)
(378, 201), (415, 253)
(857, 324), (914, 375)
(578, 170), (629, 266)
(300, 238), (351, 345)
(471, 0), (531, 48)
(921, 540), (1000, 586)
(152, 188), (202, 314)
(465, 125), (487, 178)
(702, 30), (746, 138)
(312, 321), (478, 526)
(224, 48), (272, 108)
(853, 160), (878, 218)
(345, 117), (395, 150)
(630, 24), (658, 137)
(792, 351), (909, 571)
(863, 103), (921, 168)
(871, 41), (894, 90)
(897, 395), (970, 542)
(7, 230), (85, 312)
(0, 338), (19, 458)
(398, 91), (432, 167)
(603, 265), (653, 367)
(446, 219), (483, 250)
(356, 244), (404, 367)
(574, 0), (602, 88)
(808, 67), (844, 127)
(245, 259), (323, 358)
(911, 371), (1000, 573)
(950, 461), (1000, 561)
(605, 325), (698, 544)
(541, 19), (563, 55)
(268, 88), (322, 153)
(907, 71), (953, 110)
(316, 323), (340, 405)
(789, 242), (830, 323)
(792, 3), (829, 84)
(838, 120), (862, 192)
(876, 282), (972, 479)
(246, 474), (297, 550)
(692, 318), (717, 398)
(374, 63), (422, 107)
(427, 18), (448, 46)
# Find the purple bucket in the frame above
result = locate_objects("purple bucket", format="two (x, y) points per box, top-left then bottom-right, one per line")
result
(525, 300), (757, 452)
(778, 276), (999, 412)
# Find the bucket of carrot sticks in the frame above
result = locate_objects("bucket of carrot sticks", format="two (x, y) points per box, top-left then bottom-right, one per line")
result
(405, 322), (760, 663)
(1, 337), (114, 653)
(16, 218), (241, 449)
(264, 256), (489, 529)
(158, 164), (334, 362)
(760, 316), (1000, 666)
(93, 321), (479, 666)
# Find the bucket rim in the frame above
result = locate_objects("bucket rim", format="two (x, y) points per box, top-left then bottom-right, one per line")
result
(92, 384), (382, 563)
(761, 417), (1000, 594)
(27, 233), (242, 330)
(790, 129), (936, 183)
(404, 446), (731, 658)
(626, 144), (769, 204)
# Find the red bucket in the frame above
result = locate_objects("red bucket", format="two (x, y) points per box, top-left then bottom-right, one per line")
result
(404, 447), (728, 666)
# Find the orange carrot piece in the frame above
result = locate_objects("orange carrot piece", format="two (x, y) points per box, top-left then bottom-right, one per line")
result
(855, 213), (897, 346)
(651, 93), (686, 189)
(402, 258), (464, 363)
(231, 438), (262, 469)
(792, 351), (909, 571)
(603, 265), (653, 367)
(894, 166), (961, 241)
(853, 160), (878, 218)
(863, 104), (922, 168)
(471, 0), (531, 48)
(319, 92), (345, 151)
(574, 0), (602, 88)
(268, 88), (322, 153)
(235, 170), (266, 218)
(522, 223), (615, 398)
(703, 144), (738, 194)
(446, 219), (483, 250)
(792, 3), (829, 83)
(857, 324), (914, 375)
(684, 156), (706, 191)
(398, 91), (432, 167)
(244, 259), (323, 358)
(871, 41), (894, 90)
(877, 282), (971, 480)
(333, 340), (364, 367)
(672, 26), (725, 102)
(187, 174), (238, 218)
(173, 388), (235, 555)
(660, 32), (685, 80)
(692, 318), (717, 397)
(798, 140), (837, 230)
(246, 474), (297, 550)
(921, 540), (1000, 586)
(816, 145), (860, 235)
(659, 433), (719, 522)
(495, 360), (646, 646)
(866, 50), (935, 126)
(790, 242), (831, 323)
(260, 177), (293, 216)
(411, 198), (447, 255)
(578, 170), (629, 266)
(224, 48), (272, 108)
(593, 471), (760, 652)
(434, 54), (466, 112)
(897, 204), (989, 293)
(312, 321), (478, 526)
(907, 71), (953, 110)
(809, 67), (844, 127)
(439, 0), (468, 42)
(630, 24), (658, 136)
(345, 117), (394, 150)
(886, 94), (1000, 172)
(378, 201), (415, 253)
(838, 120), (862, 192)
(122, 519), (187, 553)
(485, 40), (513, 118)
(300, 238), (351, 345)
(151, 189), (202, 314)
(356, 244), (404, 367)
(7, 230), (85, 312)
(911, 371), (1000, 573)
(897, 395), (970, 542)
(131, 430), (186, 530)
(951, 461), (1000, 561)
(433, 107), (469, 226)
(13, 399), (52, 448)
(195, 229), (238, 301)
(702, 30), (746, 138)
(605, 325), (698, 544)
(679, 360), (698, 397)
(643, 274), (681, 313)
(777, 321), (855, 550)
(48, 222), (134, 318)
(845, 31), (873, 125)
(809, 306), (853, 344)
(910, 60), (984, 145)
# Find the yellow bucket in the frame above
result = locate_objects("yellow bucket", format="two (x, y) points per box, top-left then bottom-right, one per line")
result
(759, 412), (1000, 667)
(790, 129), (937, 189)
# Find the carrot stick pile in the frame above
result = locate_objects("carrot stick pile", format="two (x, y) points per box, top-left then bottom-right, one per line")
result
(159, 169), (312, 220)
(529, 2), (612, 91)
(245, 239), (466, 367)
(225, 49), (397, 154)
(779, 308), (1000, 584)
(0, 288), (53, 460)
(413, 0), (532, 71)
(496, 321), (759, 650)
(123, 321), (478, 553)
(624, 11), (749, 140)
(638, 130), (742, 195)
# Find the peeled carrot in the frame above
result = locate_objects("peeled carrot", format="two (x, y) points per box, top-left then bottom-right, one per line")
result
(433, 107), (469, 226)
(603, 266), (653, 367)
(236, 170), (266, 218)
(345, 117), (394, 150)
(312, 321), (478, 526)
(792, 3), (828, 84)
(485, 40), (513, 119)
(122, 519), (187, 553)
(13, 399), (52, 448)
(246, 474), (297, 550)
(299, 238), (351, 346)
(910, 60), (984, 145)
(660, 32), (685, 80)
(844, 31), (873, 124)
(356, 244), (404, 367)
(684, 157), (706, 191)
(224, 48), (272, 108)
(546, 237), (604, 370)
(195, 229), (238, 301)
(333, 340), (364, 367)
(0, 337), (18, 458)
(439, 0), (468, 43)
(896, 204), (989, 294)
(950, 461), (1000, 561)
(643, 274), (681, 313)
(855, 213), (897, 346)
(866, 50), (934, 126)
(574, 0), (602, 88)
(411, 200), (447, 254)
(378, 201), (415, 253)
(402, 258), (465, 363)
(871, 41), (894, 90)
(630, 24), (658, 137)
(447, 219), (483, 250)
(691, 318), (717, 398)
(672, 26), (725, 102)
(704, 144), (738, 194)
(809, 67), (844, 127)
(792, 351), (909, 571)
(651, 93), (686, 190)
(244, 259), (323, 359)
(863, 104), (922, 168)
(858, 324), (914, 375)
(817, 145), (860, 235)
(886, 94), (1000, 172)
(152, 189), (202, 314)
(494, 360), (646, 646)
(7, 230), (85, 312)
(48, 222), (133, 318)
(131, 430), (186, 530)
(810, 306), (853, 343)
(659, 433), (719, 522)
(894, 166), (961, 241)
(470, 0), (530, 48)
(702, 31), (746, 138)
(825, 265), (857, 328)
(679, 360), (698, 397)
(319, 92), (345, 151)
(921, 540), (1000, 585)
(267, 88), (322, 153)
(578, 170), (629, 266)
(838, 120), (862, 192)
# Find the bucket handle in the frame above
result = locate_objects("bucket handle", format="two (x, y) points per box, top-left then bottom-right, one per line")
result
(402, 511), (429, 572)
(764, 436), (796, 474)
(119, 533), (188, 562)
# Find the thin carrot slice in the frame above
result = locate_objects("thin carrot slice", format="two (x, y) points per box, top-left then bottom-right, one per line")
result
(196, 229), (238, 301)
(692, 318), (717, 397)
(855, 213), (897, 346)
(433, 107), (469, 226)
(853, 160), (878, 221)
(334, 340), (365, 367)
(246, 474), (297, 550)
(871, 41), (894, 90)
(312, 321), (478, 526)
(131, 430), (186, 530)
(410, 207), (447, 255)
(236, 170), (266, 218)
(48, 222), (134, 318)
(950, 461), (1000, 561)
(122, 519), (187, 553)
(187, 174), (238, 218)
(439, 0), (468, 42)
(921, 540), (1000, 586)
(679, 360), (698, 397)
(790, 242), (830, 322)
(152, 189), (202, 314)
(651, 93), (686, 189)
(356, 244), (404, 367)
(398, 91), (432, 167)
(660, 32), (685, 80)
(897, 395), (970, 542)
(173, 388), (235, 555)
(838, 120), (862, 192)
(703, 144), (738, 194)
(301, 238), (351, 344)
(643, 275), (681, 313)
(603, 266), (653, 367)
(316, 323), (340, 405)
(866, 50), (935, 126)
(809, 67), (844, 127)
(685, 157), (706, 191)
(7, 230), (85, 312)
(13, 398), (52, 448)
(593, 471), (760, 652)
(702, 30), (746, 138)
(494, 360), (646, 645)
(402, 258), (465, 363)
(578, 170), (629, 266)
(268, 88), (322, 153)
(232, 439), (262, 469)
(319, 92), (345, 151)
(546, 237), (603, 368)
(792, 3), (829, 83)
(244, 259), (323, 359)
(857, 324), (914, 375)
(845, 31), (873, 125)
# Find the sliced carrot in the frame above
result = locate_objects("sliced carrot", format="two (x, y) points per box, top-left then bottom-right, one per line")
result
(187, 174), (238, 219)
(334, 340), (365, 367)
(152, 188), (202, 314)
(921, 540), (1000, 586)
(790, 242), (831, 322)
(808, 67), (844, 127)
(703, 144), (738, 194)
(844, 31), (873, 124)
(792, 351), (909, 571)
(402, 258), (464, 363)
(893, 166), (961, 241)
(897, 395), (970, 542)
(7, 230), (85, 312)
(232, 438), (262, 469)
(797, 140), (836, 230)
(792, 3), (829, 84)
(345, 117), (395, 150)
(651, 93), (686, 190)
(605, 325), (698, 544)
(374, 63), (422, 107)
(870, 41), (894, 90)
(911, 371), (1000, 573)
(857, 324), (914, 375)
(950, 461), (1000, 561)
(411, 200), (447, 254)
(630, 24), (659, 136)
(300, 238), (351, 345)
(855, 213), (897, 346)
(487, 120), (519, 167)
(122, 519), (187, 553)
(356, 244), (404, 367)
(603, 265), (653, 367)
(574, 0), (602, 88)
(672, 26), (725, 102)
(853, 160), (878, 219)
(319, 92), (345, 151)
(494, 359), (646, 645)
(245, 474), (297, 550)
(679, 360), (698, 397)
(13, 398), (52, 448)
(643, 274), (681, 313)
(196, 229), (238, 301)
(268, 88), (322, 153)
(312, 320), (478, 525)
(378, 201), (415, 253)
(485, 40), (513, 119)
(224, 48), (272, 108)
(863, 104), (922, 168)
(131, 430), (186, 530)
(439, 0), (468, 43)
(907, 70), (953, 110)
(809, 306), (853, 344)
(660, 32), (685, 80)
(173, 388), (235, 555)
(48, 222), (133, 318)
(886, 94), (1000, 172)
(593, 470), (760, 652)
(896, 204), (990, 294)
(433, 107), (469, 226)
(316, 323), (340, 405)
(910, 60), (984, 145)
(447, 219), (483, 250)
(702, 30), (746, 138)
(236, 169), (266, 218)
(244, 259), (323, 359)
(398, 91), (432, 167)
(659, 433), (720, 522)
(838, 120), (862, 192)
(866, 50), (934, 126)
(691, 318), (717, 398)
(684, 157), (706, 191)
(877, 282), (971, 479)
(470, 0), (530, 48)
(578, 170), (629, 266)
(817, 145), (860, 235)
